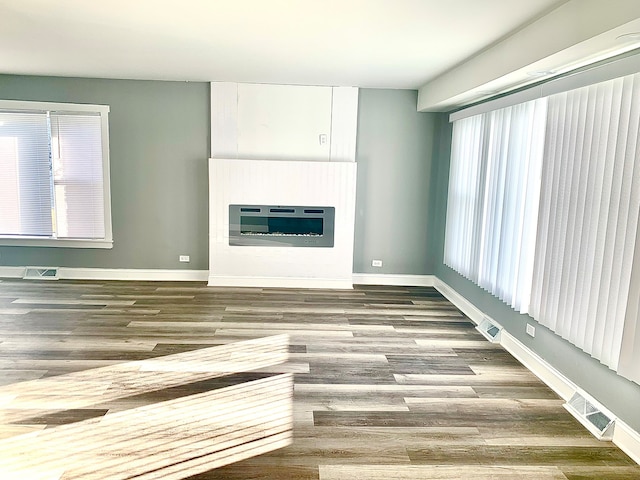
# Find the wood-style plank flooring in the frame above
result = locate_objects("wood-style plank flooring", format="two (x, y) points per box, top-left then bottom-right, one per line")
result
(0, 279), (638, 479)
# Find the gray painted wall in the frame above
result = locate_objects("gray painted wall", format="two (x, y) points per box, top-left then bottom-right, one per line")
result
(354, 89), (438, 275)
(0, 75), (210, 270)
(0, 81), (439, 275)
(431, 114), (640, 433)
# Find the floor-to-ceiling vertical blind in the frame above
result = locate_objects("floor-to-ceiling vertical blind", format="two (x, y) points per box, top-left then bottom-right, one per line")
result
(619, 215), (640, 384)
(445, 70), (640, 381)
(444, 98), (547, 313)
(530, 74), (640, 370)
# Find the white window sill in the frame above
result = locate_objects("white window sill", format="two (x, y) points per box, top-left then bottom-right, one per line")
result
(0, 237), (113, 249)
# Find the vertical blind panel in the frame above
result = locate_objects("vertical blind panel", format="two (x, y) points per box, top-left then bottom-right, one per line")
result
(444, 99), (547, 312)
(0, 112), (52, 236)
(619, 208), (640, 384)
(50, 113), (105, 239)
(530, 72), (640, 370)
(444, 114), (487, 280)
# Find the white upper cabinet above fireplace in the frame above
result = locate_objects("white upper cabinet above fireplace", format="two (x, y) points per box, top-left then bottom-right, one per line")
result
(211, 82), (358, 162)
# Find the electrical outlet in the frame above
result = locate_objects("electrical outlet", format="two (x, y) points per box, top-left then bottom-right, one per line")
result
(526, 323), (536, 337)
(372, 259), (383, 267)
(179, 255), (190, 263)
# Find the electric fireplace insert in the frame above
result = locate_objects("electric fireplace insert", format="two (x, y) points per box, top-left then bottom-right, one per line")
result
(229, 205), (335, 247)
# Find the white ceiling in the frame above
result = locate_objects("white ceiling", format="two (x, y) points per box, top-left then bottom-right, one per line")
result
(0, 0), (567, 89)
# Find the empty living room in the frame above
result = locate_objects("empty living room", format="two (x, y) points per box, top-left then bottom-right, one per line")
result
(1, 1), (640, 479)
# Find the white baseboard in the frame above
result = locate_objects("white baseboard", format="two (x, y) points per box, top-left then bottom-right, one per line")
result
(499, 329), (576, 403)
(352, 274), (436, 287)
(432, 277), (484, 325)
(0, 266), (26, 278)
(434, 277), (640, 465)
(3, 268), (436, 287)
(60, 268), (209, 281)
(208, 275), (353, 289)
(0, 266), (208, 282)
(614, 421), (640, 465)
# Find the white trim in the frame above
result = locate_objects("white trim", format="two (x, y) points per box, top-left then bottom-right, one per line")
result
(0, 238), (113, 248)
(352, 274), (436, 287)
(432, 277), (484, 325)
(208, 275), (352, 290)
(614, 420), (640, 465)
(434, 277), (640, 465)
(499, 329), (576, 401)
(0, 99), (109, 114)
(0, 266), (26, 278)
(59, 268), (209, 282)
(450, 51), (640, 122)
(0, 267), (208, 282)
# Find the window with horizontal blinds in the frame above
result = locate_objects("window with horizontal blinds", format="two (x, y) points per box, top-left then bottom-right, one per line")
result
(445, 69), (640, 382)
(0, 101), (111, 248)
(50, 113), (105, 239)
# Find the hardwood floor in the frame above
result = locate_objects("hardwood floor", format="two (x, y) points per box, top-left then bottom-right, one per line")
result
(0, 279), (638, 479)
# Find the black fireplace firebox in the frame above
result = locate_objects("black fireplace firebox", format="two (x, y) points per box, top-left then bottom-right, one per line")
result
(229, 205), (335, 247)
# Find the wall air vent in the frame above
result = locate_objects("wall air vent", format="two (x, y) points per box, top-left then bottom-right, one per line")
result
(476, 317), (502, 343)
(23, 267), (59, 280)
(564, 390), (616, 440)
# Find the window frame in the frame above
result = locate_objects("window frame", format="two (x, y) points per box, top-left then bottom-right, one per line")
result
(0, 99), (113, 249)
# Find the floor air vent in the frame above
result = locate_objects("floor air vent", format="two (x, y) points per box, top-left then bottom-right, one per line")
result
(476, 318), (502, 343)
(23, 267), (59, 280)
(564, 391), (615, 440)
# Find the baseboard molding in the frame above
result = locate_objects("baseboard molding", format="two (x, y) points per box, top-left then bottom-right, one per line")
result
(61, 268), (209, 281)
(432, 277), (484, 325)
(433, 277), (640, 466)
(352, 274), (436, 287)
(614, 420), (640, 465)
(0, 267), (208, 282)
(0, 266), (26, 279)
(2, 268), (435, 287)
(208, 275), (353, 289)
(499, 329), (576, 402)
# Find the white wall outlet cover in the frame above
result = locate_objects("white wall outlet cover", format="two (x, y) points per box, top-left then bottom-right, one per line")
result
(372, 260), (383, 267)
(526, 323), (536, 337)
(179, 255), (190, 262)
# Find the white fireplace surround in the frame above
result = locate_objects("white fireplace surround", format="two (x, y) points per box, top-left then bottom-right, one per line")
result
(208, 158), (357, 288)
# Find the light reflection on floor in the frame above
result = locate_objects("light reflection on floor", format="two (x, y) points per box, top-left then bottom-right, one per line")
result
(0, 335), (293, 479)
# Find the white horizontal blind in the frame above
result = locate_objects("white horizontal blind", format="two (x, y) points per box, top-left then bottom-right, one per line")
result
(531, 73), (640, 370)
(50, 113), (105, 239)
(0, 111), (53, 236)
(444, 99), (547, 312)
(0, 101), (111, 246)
